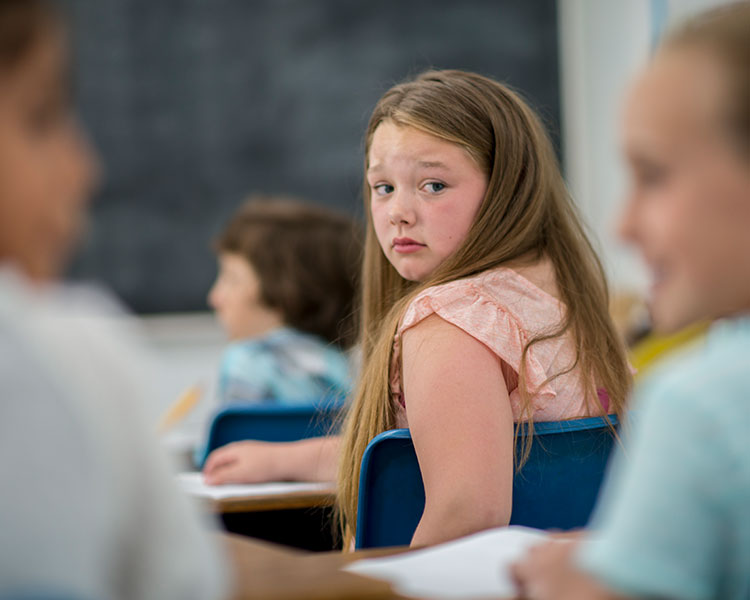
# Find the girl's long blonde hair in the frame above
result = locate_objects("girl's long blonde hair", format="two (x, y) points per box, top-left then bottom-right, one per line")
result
(337, 70), (631, 547)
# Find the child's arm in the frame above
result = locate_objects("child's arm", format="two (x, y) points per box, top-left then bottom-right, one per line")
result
(202, 435), (340, 484)
(402, 314), (514, 547)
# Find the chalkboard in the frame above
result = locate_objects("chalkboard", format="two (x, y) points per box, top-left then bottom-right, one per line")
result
(65, 0), (560, 313)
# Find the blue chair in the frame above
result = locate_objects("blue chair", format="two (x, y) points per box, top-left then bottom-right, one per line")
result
(0, 594), (95, 600)
(198, 402), (342, 466)
(354, 415), (619, 549)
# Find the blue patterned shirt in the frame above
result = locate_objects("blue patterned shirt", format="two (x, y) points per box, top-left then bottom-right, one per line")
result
(217, 326), (352, 406)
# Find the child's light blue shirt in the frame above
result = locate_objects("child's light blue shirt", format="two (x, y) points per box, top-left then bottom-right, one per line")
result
(577, 316), (750, 599)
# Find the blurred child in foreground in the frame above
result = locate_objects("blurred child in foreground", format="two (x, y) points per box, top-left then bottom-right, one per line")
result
(513, 4), (750, 598)
(0, 1), (226, 597)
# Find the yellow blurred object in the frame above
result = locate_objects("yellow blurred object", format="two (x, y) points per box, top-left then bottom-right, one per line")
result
(158, 384), (202, 433)
(630, 322), (709, 377)
(609, 291), (650, 346)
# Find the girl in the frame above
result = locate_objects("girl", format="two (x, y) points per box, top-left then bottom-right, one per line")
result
(0, 1), (225, 597)
(205, 70), (632, 549)
(513, 3), (750, 598)
(208, 197), (359, 408)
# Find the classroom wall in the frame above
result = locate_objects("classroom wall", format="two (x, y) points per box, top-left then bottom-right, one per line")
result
(558, 0), (737, 295)
(65, 0), (560, 314)
(134, 0), (734, 439)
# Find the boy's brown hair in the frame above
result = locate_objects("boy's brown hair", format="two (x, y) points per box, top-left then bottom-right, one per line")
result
(215, 196), (361, 348)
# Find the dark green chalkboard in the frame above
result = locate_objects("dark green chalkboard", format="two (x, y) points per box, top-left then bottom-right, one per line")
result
(66, 0), (560, 312)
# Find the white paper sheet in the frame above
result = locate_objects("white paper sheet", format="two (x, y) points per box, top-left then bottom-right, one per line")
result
(345, 526), (548, 599)
(176, 471), (333, 500)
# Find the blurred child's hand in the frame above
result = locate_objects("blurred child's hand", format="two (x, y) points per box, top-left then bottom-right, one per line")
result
(202, 441), (279, 485)
(511, 539), (625, 600)
(545, 530), (585, 542)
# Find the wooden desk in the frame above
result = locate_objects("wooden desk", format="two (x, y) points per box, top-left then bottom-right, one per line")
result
(222, 532), (410, 600)
(194, 484), (338, 551)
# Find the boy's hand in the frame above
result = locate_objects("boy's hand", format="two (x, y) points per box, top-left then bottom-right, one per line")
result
(202, 440), (278, 485)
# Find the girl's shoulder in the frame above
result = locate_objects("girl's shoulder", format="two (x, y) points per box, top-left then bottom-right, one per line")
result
(392, 263), (577, 419)
(400, 264), (564, 337)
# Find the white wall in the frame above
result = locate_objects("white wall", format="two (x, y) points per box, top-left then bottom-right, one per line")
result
(557, 0), (735, 294)
(141, 312), (225, 457)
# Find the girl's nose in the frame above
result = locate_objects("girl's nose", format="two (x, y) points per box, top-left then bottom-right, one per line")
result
(388, 190), (416, 225)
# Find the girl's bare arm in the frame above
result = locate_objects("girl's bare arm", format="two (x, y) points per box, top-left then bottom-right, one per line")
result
(403, 314), (514, 548)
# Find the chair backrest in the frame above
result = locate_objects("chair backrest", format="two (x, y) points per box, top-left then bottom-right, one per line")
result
(0, 594), (95, 600)
(354, 415), (618, 549)
(201, 402), (342, 464)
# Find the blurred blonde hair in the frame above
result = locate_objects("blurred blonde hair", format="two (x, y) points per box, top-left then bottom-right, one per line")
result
(661, 2), (750, 157)
(336, 70), (632, 547)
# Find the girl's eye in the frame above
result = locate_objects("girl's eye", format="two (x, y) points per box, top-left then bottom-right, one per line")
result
(641, 167), (666, 186)
(25, 103), (65, 135)
(424, 182), (446, 193)
(631, 158), (668, 189)
(373, 183), (394, 196)
(25, 89), (71, 136)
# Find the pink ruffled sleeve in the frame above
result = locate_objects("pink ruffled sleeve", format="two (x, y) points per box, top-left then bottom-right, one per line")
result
(390, 278), (559, 416)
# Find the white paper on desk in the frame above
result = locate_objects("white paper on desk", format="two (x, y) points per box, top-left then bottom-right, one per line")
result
(345, 526), (547, 599)
(176, 471), (332, 500)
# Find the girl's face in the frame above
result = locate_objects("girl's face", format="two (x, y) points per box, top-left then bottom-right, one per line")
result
(619, 49), (750, 332)
(367, 121), (488, 282)
(0, 27), (97, 282)
(208, 252), (282, 340)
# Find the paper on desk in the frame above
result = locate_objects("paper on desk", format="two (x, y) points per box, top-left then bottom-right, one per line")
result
(345, 526), (547, 599)
(176, 471), (332, 500)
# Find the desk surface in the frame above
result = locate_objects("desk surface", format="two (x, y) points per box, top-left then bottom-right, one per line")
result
(222, 533), (409, 600)
(206, 483), (336, 514)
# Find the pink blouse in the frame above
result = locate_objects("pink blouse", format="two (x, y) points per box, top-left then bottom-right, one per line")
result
(390, 267), (603, 428)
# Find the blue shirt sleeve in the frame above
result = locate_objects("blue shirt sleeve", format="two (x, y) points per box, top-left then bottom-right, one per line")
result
(576, 369), (730, 600)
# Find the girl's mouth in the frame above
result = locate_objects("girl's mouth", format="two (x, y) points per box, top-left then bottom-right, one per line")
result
(393, 237), (426, 253)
